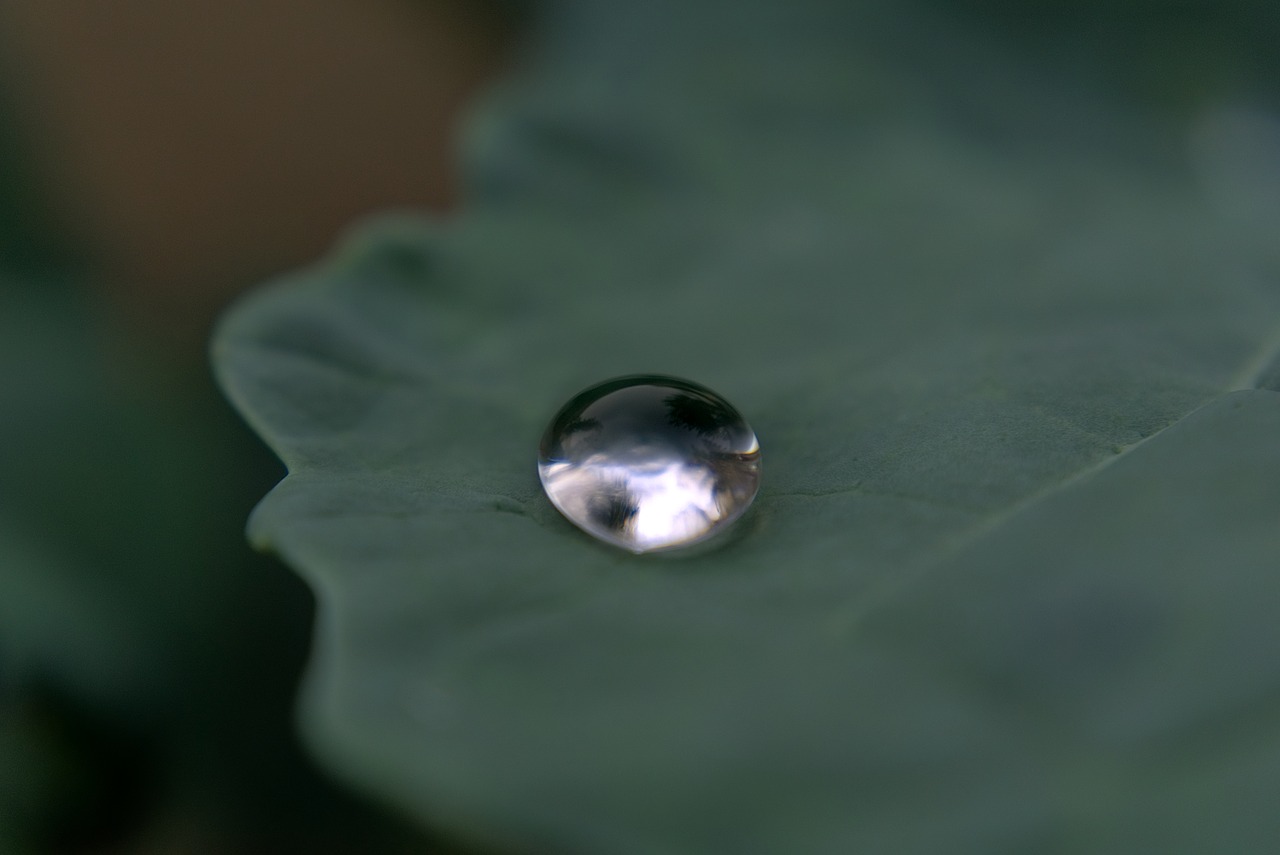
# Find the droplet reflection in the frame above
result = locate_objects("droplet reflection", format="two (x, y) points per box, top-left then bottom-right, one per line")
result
(538, 376), (761, 553)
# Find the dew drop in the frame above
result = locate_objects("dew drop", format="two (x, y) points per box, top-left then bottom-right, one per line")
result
(538, 375), (761, 554)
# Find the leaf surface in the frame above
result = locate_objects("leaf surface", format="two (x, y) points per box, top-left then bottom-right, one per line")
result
(214, 2), (1280, 851)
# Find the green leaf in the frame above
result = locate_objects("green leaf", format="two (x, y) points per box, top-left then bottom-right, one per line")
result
(213, 2), (1280, 852)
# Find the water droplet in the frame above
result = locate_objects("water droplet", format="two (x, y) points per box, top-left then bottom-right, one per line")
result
(538, 375), (761, 554)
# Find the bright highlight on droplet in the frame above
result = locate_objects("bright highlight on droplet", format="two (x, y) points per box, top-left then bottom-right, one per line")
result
(538, 375), (761, 553)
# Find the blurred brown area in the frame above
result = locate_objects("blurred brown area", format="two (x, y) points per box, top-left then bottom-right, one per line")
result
(0, 0), (511, 344)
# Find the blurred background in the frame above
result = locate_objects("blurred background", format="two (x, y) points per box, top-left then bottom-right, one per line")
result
(0, 2), (513, 852)
(0, 1), (1275, 852)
